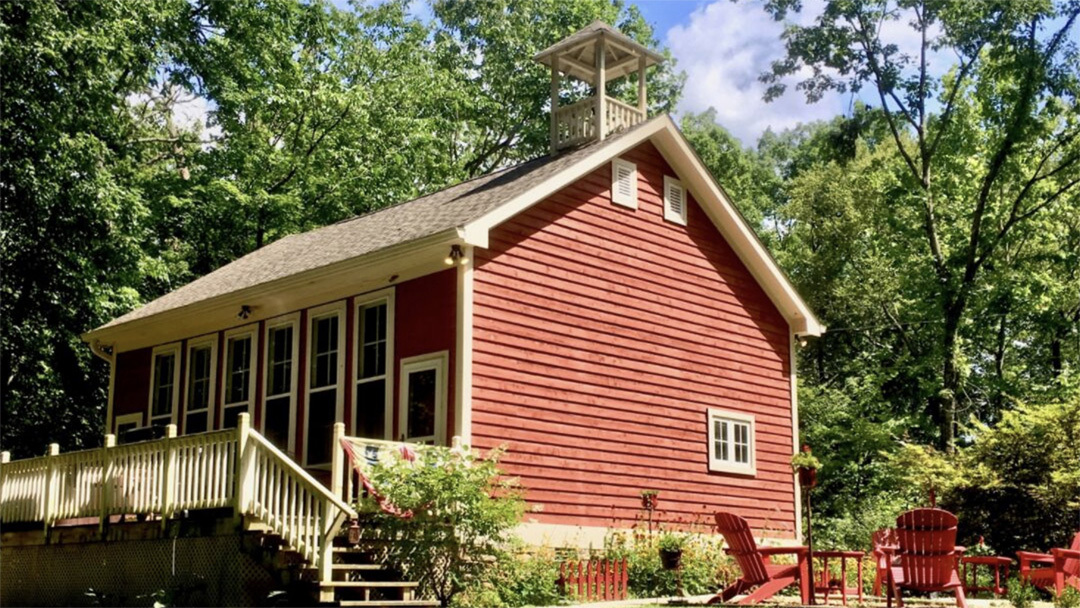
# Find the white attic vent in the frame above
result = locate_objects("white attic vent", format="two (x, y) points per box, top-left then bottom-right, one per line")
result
(664, 175), (686, 225)
(611, 158), (638, 209)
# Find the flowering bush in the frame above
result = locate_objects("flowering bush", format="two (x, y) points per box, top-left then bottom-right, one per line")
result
(355, 443), (524, 606)
(604, 526), (738, 598)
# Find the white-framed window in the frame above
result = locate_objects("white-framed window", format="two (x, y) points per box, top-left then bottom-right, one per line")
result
(707, 408), (756, 475)
(399, 351), (448, 445)
(263, 313), (299, 455)
(353, 289), (394, 440)
(114, 412), (144, 438)
(664, 175), (687, 225)
(305, 301), (345, 467)
(183, 336), (217, 435)
(147, 343), (181, 427)
(222, 325), (258, 430)
(611, 158), (638, 209)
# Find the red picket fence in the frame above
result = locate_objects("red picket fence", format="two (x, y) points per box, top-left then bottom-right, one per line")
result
(558, 557), (629, 602)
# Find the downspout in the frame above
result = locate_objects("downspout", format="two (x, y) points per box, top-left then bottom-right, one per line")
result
(90, 340), (116, 437)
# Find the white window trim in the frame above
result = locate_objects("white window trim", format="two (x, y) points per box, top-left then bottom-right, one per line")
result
(611, 158), (638, 209)
(352, 288), (395, 440)
(707, 408), (756, 475)
(114, 412), (144, 435)
(221, 324), (259, 428)
(262, 312), (300, 455)
(303, 301), (346, 467)
(182, 335), (218, 435)
(398, 350), (449, 446)
(663, 175), (687, 225)
(147, 342), (181, 428)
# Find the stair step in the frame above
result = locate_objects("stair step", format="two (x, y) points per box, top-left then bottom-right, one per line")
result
(321, 581), (419, 589)
(304, 563), (386, 572)
(336, 601), (438, 607)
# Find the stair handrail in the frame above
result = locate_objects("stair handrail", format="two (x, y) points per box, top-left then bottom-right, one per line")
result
(240, 428), (356, 517)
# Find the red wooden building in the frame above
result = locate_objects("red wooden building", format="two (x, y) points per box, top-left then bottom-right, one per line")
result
(81, 22), (822, 546)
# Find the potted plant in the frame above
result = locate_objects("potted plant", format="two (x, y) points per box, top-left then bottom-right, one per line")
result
(657, 531), (685, 570)
(791, 445), (822, 488)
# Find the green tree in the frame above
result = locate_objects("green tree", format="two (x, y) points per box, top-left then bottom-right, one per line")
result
(761, 0), (1080, 449)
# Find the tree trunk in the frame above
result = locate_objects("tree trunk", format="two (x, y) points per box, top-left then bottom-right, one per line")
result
(939, 301), (965, 452)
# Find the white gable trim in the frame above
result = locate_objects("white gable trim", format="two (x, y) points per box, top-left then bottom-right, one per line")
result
(459, 115), (824, 336)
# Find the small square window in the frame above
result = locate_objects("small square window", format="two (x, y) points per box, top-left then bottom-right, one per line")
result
(611, 158), (638, 209)
(664, 176), (687, 225)
(707, 409), (755, 475)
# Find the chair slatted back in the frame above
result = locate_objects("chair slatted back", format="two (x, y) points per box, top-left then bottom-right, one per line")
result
(715, 511), (770, 584)
(873, 528), (898, 568)
(896, 508), (958, 591)
(1064, 532), (1080, 578)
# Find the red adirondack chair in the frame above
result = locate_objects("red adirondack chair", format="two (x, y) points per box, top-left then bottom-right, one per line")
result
(872, 528), (899, 596)
(708, 512), (811, 605)
(887, 508), (967, 608)
(1017, 532), (1080, 596)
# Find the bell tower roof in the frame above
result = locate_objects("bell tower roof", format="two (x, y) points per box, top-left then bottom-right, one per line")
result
(534, 21), (664, 84)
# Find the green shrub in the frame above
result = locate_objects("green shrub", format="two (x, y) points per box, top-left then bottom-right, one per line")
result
(355, 443), (525, 607)
(604, 527), (738, 598)
(1056, 587), (1080, 608)
(1008, 578), (1038, 608)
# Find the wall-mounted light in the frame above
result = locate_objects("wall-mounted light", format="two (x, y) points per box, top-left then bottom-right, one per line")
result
(237, 305), (252, 320)
(443, 244), (468, 266)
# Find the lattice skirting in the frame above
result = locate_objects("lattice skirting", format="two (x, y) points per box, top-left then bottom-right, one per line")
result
(0, 532), (277, 606)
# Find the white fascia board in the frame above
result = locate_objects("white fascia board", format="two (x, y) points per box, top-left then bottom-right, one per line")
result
(650, 126), (825, 337)
(460, 116), (824, 337)
(459, 118), (670, 242)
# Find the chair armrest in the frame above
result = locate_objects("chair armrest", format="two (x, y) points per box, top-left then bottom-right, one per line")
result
(1052, 548), (1080, 560)
(1016, 551), (1054, 565)
(757, 546), (809, 556)
(954, 546), (966, 556)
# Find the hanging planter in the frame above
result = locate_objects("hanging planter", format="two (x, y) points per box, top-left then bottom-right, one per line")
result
(791, 445), (822, 489)
(658, 532), (685, 571)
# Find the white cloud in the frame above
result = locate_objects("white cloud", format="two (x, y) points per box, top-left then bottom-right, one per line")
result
(665, 0), (851, 146)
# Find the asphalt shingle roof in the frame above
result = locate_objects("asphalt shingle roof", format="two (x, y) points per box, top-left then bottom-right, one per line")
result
(96, 118), (660, 332)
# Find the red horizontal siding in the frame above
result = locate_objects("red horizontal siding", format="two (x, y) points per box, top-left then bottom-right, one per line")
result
(113, 348), (151, 425)
(471, 141), (795, 537)
(395, 269), (457, 441)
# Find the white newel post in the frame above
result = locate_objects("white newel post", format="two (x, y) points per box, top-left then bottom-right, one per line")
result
(236, 413), (254, 523)
(161, 424), (177, 529)
(43, 443), (59, 533)
(100, 434), (116, 533)
(595, 35), (607, 141)
(320, 421), (346, 589)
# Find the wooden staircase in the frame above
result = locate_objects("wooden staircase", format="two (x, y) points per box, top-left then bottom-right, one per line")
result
(244, 526), (437, 606)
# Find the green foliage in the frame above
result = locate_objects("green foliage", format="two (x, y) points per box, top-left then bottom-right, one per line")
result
(656, 531), (686, 553)
(1056, 586), (1080, 608)
(604, 529), (738, 598)
(945, 397), (1080, 556)
(452, 547), (567, 608)
(1008, 577), (1039, 608)
(791, 450), (822, 471)
(356, 443), (524, 606)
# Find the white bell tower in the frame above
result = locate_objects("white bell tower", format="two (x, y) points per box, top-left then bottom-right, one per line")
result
(534, 21), (664, 154)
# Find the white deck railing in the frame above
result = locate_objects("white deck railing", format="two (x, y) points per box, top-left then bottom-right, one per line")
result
(0, 414), (355, 582)
(553, 96), (644, 150)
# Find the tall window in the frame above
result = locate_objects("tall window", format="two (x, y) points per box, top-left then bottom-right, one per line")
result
(306, 308), (342, 465)
(355, 301), (389, 439)
(399, 352), (447, 445)
(223, 329), (256, 429)
(264, 318), (297, 453)
(184, 340), (216, 434)
(149, 344), (180, 427)
(707, 409), (755, 475)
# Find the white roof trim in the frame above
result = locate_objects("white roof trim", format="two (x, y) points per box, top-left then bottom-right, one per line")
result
(460, 115), (824, 336)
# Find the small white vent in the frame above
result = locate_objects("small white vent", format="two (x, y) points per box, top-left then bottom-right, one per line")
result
(611, 158), (638, 209)
(664, 176), (686, 225)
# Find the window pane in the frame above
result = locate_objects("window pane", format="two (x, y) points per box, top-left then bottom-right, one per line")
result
(307, 390), (336, 465)
(226, 336), (252, 404)
(187, 346), (212, 413)
(714, 420), (729, 462)
(265, 395), (291, 452)
(406, 369), (437, 440)
(311, 315), (338, 389)
(267, 326), (293, 396)
(222, 404), (244, 429)
(151, 353), (176, 418)
(185, 411), (208, 435)
(359, 303), (387, 379)
(355, 379), (385, 439)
